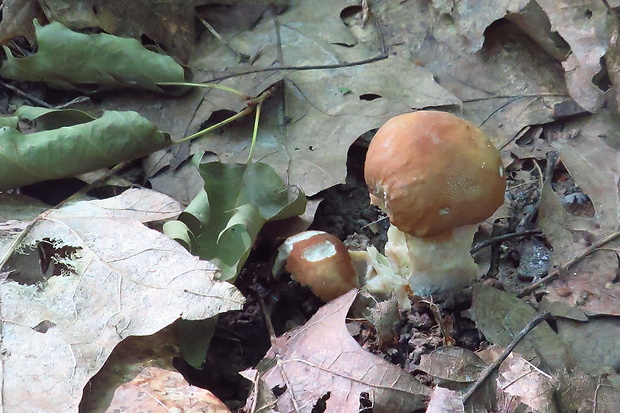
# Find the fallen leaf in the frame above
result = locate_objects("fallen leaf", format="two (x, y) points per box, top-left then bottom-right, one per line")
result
(0, 188), (244, 412)
(256, 290), (430, 413)
(164, 158), (306, 280)
(103, 366), (231, 413)
(556, 317), (620, 388)
(478, 346), (558, 412)
(471, 284), (574, 373)
(380, 0), (576, 148)
(0, 106), (171, 190)
(38, 0), (202, 62)
(419, 346), (486, 384)
(0, 0), (41, 46)
(0, 21), (187, 94)
(426, 386), (465, 413)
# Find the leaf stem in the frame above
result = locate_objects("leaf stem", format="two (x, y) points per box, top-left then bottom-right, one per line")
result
(175, 107), (253, 144)
(156, 82), (248, 98)
(247, 101), (262, 163)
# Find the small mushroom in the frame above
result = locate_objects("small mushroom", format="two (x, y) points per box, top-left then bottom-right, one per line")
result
(364, 111), (506, 297)
(276, 231), (359, 302)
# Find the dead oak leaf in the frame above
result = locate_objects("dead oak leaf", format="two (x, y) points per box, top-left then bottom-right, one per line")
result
(0, 188), (244, 412)
(256, 290), (430, 413)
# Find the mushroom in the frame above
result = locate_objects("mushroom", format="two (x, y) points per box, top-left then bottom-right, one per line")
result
(275, 231), (359, 302)
(364, 111), (506, 297)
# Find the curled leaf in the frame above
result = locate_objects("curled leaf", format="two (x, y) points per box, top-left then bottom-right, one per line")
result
(0, 106), (170, 190)
(0, 21), (188, 94)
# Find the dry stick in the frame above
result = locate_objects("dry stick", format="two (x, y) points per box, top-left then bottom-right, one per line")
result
(517, 230), (620, 298)
(470, 229), (542, 255)
(0, 80), (54, 108)
(462, 311), (550, 403)
(203, 55), (388, 83)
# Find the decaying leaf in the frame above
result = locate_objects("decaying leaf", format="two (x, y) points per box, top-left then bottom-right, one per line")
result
(0, 188), (244, 412)
(37, 0), (202, 62)
(478, 346), (558, 412)
(253, 290), (430, 413)
(164, 157), (306, 280)
(471, 284), (574, 373)
(0, 106), (171, 190)
(0, 21), (187, 94)
(419, 346), (486, 384)
(0, 0), (41, 46)
(103, 366), (232, 413)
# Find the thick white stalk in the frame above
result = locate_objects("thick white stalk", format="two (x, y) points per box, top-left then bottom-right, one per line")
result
(385, 224), (478, 296)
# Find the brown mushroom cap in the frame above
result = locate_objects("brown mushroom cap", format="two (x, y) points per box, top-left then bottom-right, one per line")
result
(365, 111), (506, 238)
(284, 231), (358, 302)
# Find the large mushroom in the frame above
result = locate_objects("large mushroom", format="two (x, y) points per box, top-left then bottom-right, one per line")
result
(364, 111), (506, 297)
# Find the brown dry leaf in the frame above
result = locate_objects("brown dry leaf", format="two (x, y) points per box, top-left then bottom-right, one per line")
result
(106, 366), (230, 413)
(256, 290), (430, 413)
(555, 318), (620, 389)
(471, 284), (574, 373)
(81, 326), (230, 412)
(0, 0), (41, 46)
(419, 346), (486, 384)
(36, 0), (201, 62)
(557, 369), (620, 413)
(176, 0), (461, 196)
(1, 188), (244, 412)
(378, 0), (575, 151)
(536, 0), (610, 113)
(81, 327), (180, 411)
(430, 0), (609, 113)
(536, 109), (620, 316)
(426, 387), (465, 413)
(478, 346), (558, 412)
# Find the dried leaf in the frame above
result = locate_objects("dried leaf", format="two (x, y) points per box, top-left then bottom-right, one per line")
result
(0, 189), (244, 412)
(105, 367), (231, 413)
(471, 284), (574, 373)
(257, 290), (430, 413)
(0, 0), (41, 46)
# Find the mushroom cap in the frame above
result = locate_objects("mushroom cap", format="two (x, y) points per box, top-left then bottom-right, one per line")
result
(364, 111), (506, 238)
(283, 231), (359, 302)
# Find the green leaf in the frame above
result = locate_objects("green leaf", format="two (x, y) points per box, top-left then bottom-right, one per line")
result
(165, 159), (306, 281)
(175, 317), (218, 370)
(0, 115), (18, 129)
(0, 106), (171, 190)
(0, 21), (188, 94)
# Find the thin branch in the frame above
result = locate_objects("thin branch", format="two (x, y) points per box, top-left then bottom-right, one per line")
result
(470, 230), (542, 255)
(463, 311), (550, 403)
(201, 53), (389, 83)
(0, 80), (53, 108)
(517, 230), (620, 298)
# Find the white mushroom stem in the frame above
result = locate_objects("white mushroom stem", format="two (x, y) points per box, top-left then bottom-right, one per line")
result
(362, 224), (478, 306)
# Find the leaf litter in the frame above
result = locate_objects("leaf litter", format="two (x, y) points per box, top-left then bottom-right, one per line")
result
(0, 0), (619, 411)
(0, 189), (244, 412)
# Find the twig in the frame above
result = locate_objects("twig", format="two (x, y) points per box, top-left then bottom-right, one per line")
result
(198, 17), (250, 61)
(463, 311), (550, 402)
(0, 80), (53, 108)
(201, 53), (389, 83)
(517, 230), (620, 298)
(470, 230), (542, 255)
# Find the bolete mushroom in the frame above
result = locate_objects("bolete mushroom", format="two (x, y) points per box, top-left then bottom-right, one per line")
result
(275, 231), (359, 302)
(364, 111), (506, 297)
